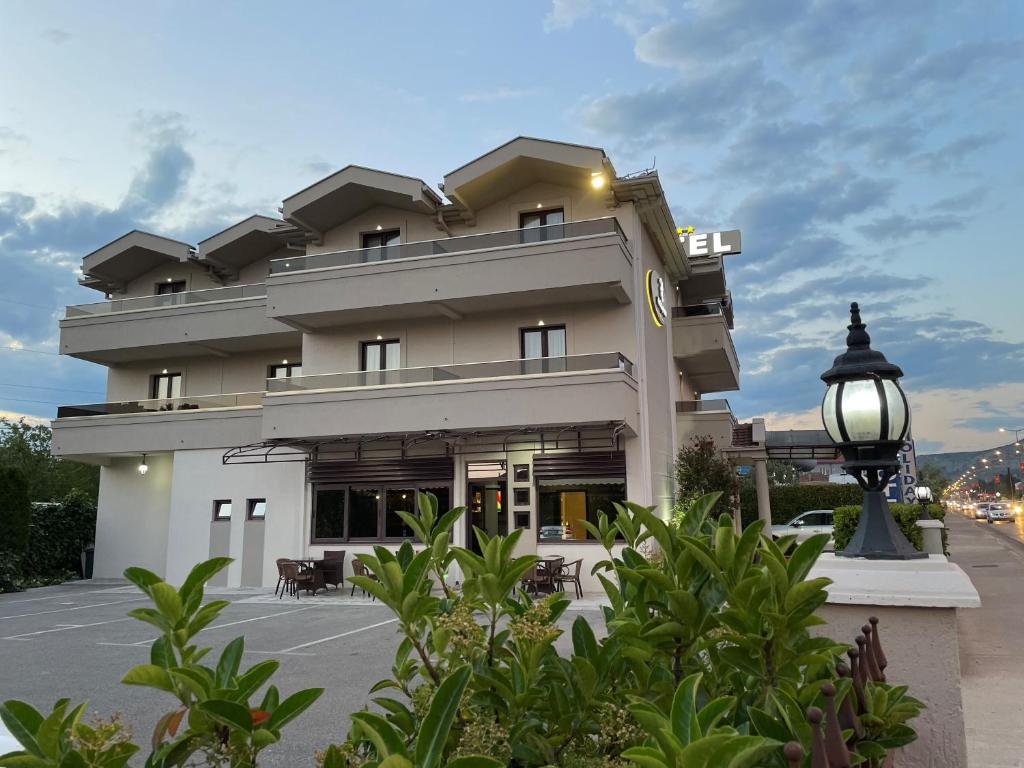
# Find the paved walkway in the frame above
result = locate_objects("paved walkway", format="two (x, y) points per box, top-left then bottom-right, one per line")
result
(947, 511), (1024, 767)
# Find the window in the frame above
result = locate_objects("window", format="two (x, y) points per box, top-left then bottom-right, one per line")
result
(247, 498), (266, 520)
(361, 339), (401, 371)
(311, 484), (452, 543)
(519, 208), (564, 228)
(537, 479), (626, 541)
(213, 500), (232, 521)
(151, 372), (182, 399)
(521, 326), (566, 359)
(513, 488), (530, 506)
(361, 229), (401, 249)
(513, 464), (530, 482)
(156, 280), (187, 295)
(268, 362), (302, 379)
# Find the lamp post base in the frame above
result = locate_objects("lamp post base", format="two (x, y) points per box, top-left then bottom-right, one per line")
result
(838, 490), (926, 560)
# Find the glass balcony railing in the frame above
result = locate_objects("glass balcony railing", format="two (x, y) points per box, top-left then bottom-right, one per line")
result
(672, 301), (728, 319)
(56, 391), (265, 418)
(266, 352), (635, 393)
(268, 217), (626, 275)
(65, 283), (267, 318)
(675, 398), (732, 414)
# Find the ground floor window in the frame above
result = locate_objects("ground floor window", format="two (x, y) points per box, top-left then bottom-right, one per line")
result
(537, 478), (626, 542)
(312, 484), (451, 543)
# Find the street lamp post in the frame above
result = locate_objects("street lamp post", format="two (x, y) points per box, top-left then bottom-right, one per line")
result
(821, 303), (925, 560)
(915, 484), (933, 520)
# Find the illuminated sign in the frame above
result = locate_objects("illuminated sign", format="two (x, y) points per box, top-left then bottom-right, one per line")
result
(680, 229), (742, 258)
(645, 269), (667, 328)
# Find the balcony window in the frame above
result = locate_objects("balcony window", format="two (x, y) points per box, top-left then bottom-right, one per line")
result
(519, 207), (564, 244)
(521, 325), (566, 359)
(361, 339), (400, 372)
(156, 280), (187, 295)
(212, 500), (232, 521)
(537, 478), (625, 542)
(362, 229), (401, 248)
(247, 498), (267, 520)
(269, 362), (303, 379)
(151, 372), (182, 399)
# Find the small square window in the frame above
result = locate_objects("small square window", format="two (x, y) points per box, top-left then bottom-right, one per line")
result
(513, 464), (530, 482)
(515, 511), (531, 529)
(247, 498), (266, 520)
(213, 500), (232, 520)
(513, 488), (530, 507)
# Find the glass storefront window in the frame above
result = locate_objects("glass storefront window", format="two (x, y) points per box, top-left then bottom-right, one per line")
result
(537, 479), (626, 541)
(313, 487), (345, 540)
(385, 489), (416, 538)
(348, 488), (381, 538)
(310, 483), (454, 543)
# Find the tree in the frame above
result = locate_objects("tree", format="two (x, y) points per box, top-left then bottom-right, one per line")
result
(0, 418), (99, 503)
(0, 465), (31, 558)
(917, 462), (949, 499)
(674, 435), (738, 517)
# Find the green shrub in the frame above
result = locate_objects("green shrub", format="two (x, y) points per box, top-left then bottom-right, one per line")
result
(740, 482), (864, 526)
(833, 503), (946, 553)
(0, 466), (31, 559)
(24, 491), (98, 585)
(674, 435), (738, 518)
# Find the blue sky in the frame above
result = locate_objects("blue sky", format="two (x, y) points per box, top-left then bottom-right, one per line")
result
(0, 0), (1021, 453)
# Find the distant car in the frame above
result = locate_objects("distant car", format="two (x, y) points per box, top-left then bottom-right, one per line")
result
(985, 502), (1014, 523)
(973, 503), (990, 520)
(771, 510), (834, 547)
(539, 524), (570, 541)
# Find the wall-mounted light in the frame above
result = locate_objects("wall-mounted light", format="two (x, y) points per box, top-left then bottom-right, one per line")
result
(590, 172), (606, 189)
(138, 454), (149, 476)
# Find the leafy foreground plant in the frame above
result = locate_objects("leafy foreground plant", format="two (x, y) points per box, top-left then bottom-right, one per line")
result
(324, 492), (924, 767)
(0, 558), (323, 768)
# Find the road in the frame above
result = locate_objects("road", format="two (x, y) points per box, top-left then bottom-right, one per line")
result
(947, 509), (1024, 768)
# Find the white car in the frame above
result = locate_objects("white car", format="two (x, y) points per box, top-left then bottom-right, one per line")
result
(973, 503), (990, 520)
(771, 510), (834, 547)
(985, 502), (1014, 523)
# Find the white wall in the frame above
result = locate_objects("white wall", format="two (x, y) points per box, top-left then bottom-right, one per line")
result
(165, 449), (306, 587)
(93, 454), (172, 578)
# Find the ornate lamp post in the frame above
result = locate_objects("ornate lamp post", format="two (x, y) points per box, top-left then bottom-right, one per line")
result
(915, 485), (933, 520)
(821, 303), (925, 559)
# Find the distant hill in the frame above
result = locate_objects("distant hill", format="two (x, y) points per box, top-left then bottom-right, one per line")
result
(918, 441), (1022, 482)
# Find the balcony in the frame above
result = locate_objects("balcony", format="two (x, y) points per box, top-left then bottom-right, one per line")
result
(265, 218), (634, 328)
(676, 399), (737, 449)
(262, 352), (639, 440)
(51, 392), (264, 459)
(60, 283), (298, 364)
(672, 303), (740, 393)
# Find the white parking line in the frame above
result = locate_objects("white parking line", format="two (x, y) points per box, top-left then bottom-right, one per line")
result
(204, 606), (312, 631)
(0, 597), (149, 621)
(277, 618), (398, 653)
(3, 617), (133, 640)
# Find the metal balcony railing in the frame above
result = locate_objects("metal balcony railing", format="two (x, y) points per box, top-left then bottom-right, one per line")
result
(64, 283), (267, 318)
(266, 352), (635, 392)
(267, 217), (626, 275)
(56, 391), (264, 418)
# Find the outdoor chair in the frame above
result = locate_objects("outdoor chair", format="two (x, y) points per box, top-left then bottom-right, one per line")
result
(278, 560), (314, 600)
(274, 558), (291, 597)
(520, 565), (541, 595)
(320, 550), (346, 591)
(350, 557), (378, 599)
(554, 558), (583, 599)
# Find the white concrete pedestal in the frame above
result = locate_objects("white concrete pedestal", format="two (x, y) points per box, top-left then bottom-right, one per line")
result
(809, 554), (980, 768)
(916, 519), (945, 556)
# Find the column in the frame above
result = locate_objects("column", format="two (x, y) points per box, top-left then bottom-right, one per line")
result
(755, 458), (771, 528)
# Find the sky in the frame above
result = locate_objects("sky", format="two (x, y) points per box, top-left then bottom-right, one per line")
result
(0, 0), (1021, 454)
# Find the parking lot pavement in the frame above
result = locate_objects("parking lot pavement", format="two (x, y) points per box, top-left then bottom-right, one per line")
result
(0, 581), (605, 766)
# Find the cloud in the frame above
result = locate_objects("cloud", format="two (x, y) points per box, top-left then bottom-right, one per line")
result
(543, 0), (667, 34)
(459, 86), (536, 103)
(42, 28), (71, 44)
(302, 160), (334, 177)
(910, 132), (1002, 172)
(856, 213), (964, 242)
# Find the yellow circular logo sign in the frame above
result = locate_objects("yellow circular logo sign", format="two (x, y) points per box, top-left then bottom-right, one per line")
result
(645, 269), (667, 328)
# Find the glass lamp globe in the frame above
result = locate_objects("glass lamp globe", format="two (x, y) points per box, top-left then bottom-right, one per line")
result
(915, 485), (932, 502)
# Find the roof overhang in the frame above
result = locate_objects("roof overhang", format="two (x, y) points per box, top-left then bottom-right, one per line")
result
(197, 215), (292, 277)
(611, 172), (688, 282)
(281, 165), (442, 236)
(765, 430), (842, 461)
(442, 136), (615, 214)
(80, 230), (194, 293)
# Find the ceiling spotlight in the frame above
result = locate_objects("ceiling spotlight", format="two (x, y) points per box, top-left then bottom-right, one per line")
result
(590, 172), (606, 189)
(161, 369), (168, 374)
(536, 203), (543, 209)
(375, 224), (383, 231)
(376, 334), (383, 340)
(282, 359), (288, 365)
(538, 320), (545, 326)
(138, 454), (149, 476)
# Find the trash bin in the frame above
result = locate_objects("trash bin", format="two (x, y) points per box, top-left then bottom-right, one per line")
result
(81, 546), (95, 580)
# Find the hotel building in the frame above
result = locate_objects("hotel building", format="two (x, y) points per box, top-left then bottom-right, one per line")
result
(52, 137), (742, 591)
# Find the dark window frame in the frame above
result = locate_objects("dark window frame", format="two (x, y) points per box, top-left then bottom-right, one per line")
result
(518, 207), (565, 228)
(513, 464), (530, 482)
(268, 362), (302, 379)
(534, 476), (628, 544)
(520, 325), (566, 359)
(311, 482), (452, 544)
(151, 372), (182, 399)
(212, 499), (232, 521)
(246, 498), (267, 520)
(361, 229), (401, 249)
(156, 280), (187, 295)
(360, 339), (401, 372)
(513, 487), (530, 507)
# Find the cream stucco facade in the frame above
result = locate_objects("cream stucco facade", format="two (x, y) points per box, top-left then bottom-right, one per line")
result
(53, 137), (740, 593)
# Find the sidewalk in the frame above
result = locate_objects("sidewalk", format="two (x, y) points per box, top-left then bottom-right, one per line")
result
(947, 511), (1024, 767)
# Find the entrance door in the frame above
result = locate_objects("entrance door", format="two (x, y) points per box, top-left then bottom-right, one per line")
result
(466, 461), (507, 554)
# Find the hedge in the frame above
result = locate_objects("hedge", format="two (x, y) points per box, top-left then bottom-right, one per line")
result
(833, 503), (947, 554)
(0, 466), (31, 558)
(740, 483), (864, 527)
